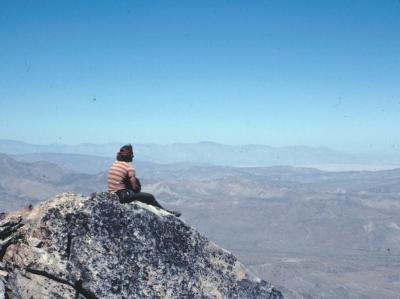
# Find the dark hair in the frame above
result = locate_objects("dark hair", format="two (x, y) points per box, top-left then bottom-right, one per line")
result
(116, 144), (133, 162)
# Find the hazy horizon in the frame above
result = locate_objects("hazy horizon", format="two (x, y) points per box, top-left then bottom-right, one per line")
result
(1, 137), (399, 155)
(2, 138), (400, 173)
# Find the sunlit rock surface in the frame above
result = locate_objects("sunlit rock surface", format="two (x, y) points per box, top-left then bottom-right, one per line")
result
(0, 192), (282, 298)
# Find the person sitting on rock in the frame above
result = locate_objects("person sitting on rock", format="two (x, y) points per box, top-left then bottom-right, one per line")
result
(108, 144), (181, 217)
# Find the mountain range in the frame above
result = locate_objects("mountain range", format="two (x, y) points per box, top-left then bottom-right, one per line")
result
(1, 152), (400, 298)
(2, 139), (400, 170)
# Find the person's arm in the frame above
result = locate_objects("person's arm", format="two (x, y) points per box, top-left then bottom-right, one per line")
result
(128, 168), (138, 191)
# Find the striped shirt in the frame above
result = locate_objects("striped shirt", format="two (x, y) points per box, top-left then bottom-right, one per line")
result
(108, 161), (135, 192)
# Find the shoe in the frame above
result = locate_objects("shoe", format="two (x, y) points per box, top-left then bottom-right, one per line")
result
(167, 210), (181, 217)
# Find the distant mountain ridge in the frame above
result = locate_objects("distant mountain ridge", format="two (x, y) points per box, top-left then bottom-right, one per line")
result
(12, 152), (115, 174)
(0, 153), (106, 211)
(2, 139), (395, 168)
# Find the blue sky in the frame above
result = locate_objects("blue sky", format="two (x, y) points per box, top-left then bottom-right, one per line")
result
(0, 0), (399, 152)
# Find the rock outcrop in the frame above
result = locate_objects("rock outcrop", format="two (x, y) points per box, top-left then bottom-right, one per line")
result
(0, 192), (282, 298)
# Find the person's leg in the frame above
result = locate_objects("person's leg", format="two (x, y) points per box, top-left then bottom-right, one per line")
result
(117, 190), (181, 217)
(131, 192), (165, 209)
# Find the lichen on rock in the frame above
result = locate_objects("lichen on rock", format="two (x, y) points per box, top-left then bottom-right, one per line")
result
(0, 192), (283, 298)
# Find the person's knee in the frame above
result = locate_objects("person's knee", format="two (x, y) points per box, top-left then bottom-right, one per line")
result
(139, 192), (154, 200)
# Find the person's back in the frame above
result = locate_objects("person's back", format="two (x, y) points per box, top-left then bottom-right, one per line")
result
(108, 160), (134, 192)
